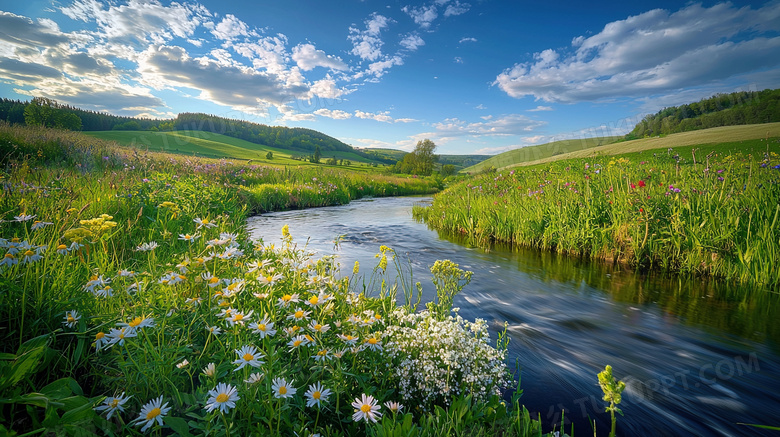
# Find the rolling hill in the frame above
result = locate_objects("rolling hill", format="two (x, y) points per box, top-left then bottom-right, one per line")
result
(85, 130), (387, 168)
(468, 123), (780, 172)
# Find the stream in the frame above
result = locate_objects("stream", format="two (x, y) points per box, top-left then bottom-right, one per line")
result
(246, 196), (780, 436)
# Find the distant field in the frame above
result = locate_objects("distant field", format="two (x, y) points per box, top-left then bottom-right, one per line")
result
(85, 130), (386, 169)
(463, 136), (622, 173)
(468, 123), (780, 172)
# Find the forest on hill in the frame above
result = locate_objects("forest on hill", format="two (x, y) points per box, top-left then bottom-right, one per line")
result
(0, 98), (395, 164)
(626, 88), (780, 139)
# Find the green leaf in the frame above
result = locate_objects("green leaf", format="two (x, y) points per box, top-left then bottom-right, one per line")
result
(40, 378), (73, 400)
(164, 416), (193, 437)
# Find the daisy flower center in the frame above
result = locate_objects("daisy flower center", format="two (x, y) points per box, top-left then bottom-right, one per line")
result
(314, 324), (322, 330)
(282, 294), (292, 301)
(216, 393), (229, 403)
(294, 311), (304, 318)
(361, 404), (371, 413)
(146, 407), (161, 420)
(309, 296), (318, 304)
(24, 250), (34, 257)
(293, 340), (302, 347)
(368, 338), (378, 345)
(57, 244), (67, 250)
(313, 391), (321, 400)
(95, 332), (105, 340)
(128, 317), (142, 327)
(4, 254), (13, 259)
(209, 277), (220, 284)
(243, 353), (254, 361)
(278, 386), (287, 395)
(234, 314), (243, 321)
(67, 315), (75, 322)
(110, 399), (119, 408)
(258, 324), (266, 331)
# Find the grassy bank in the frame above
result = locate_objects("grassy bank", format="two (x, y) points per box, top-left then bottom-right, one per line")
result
(0, 124), (574, 436)
(415, 137), (780, 287)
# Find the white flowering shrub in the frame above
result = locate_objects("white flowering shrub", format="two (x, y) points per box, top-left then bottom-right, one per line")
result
(382, 308), (511, 410)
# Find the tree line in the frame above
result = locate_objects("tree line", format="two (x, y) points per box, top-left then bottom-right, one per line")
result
(626, 88), (780, 139)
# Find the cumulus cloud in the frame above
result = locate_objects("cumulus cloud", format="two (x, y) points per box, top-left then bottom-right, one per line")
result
(354, 110), (394, 123)
(495, 2), (780, 103)
(60, 0), (205, 45)
(348, 13), (391, 61)
(459, 37), (477, 44)
(528, 105), (553, 112)
(210, 14), (252, 41)
(314, 108), (352, 119)
(433, 114), (546, 136)
(444, 1), (470, 17)
(402, 5), (438, 28)
(399, 33), (425, 51)
(138, 45), (308, 112)
(292, 43), (348, 71)
(308, 77), (352, 99)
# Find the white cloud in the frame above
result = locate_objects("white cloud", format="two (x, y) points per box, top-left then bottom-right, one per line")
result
(454, 56), (463, 64)
(433, 114), (546, 136)
(348, 13), (391, 61)
(60, 0), (205, 45)
(528, 105), (553, 112)
(366, 56), (403, 78)
(444, 1), (470, 17)
(314, 108), (352, 119)
(399, 33), (425, 51)
(210, 14), (252, 41)
(308, 76), (351, 99)
(355, 110), (394, 123)
(496, 2), (780, 103)
(292, 43), (348, 71)
(138, 45), (308, 112)
(402, 5), (438, 28)
(459, 37), (477, 44)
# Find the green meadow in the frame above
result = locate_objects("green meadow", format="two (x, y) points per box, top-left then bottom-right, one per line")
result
(0, 123), (585, 436)
(416, 133), (780, 287)
(86, 130), (388, 169)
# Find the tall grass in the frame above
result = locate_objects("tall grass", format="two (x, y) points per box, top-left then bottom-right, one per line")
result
(0, 123), (563, 436)
(415, 138), (780, 287)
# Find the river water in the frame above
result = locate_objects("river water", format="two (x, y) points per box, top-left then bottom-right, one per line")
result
(246, 196), (780, 436)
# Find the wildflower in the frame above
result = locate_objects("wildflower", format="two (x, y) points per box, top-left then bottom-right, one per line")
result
(276, 293), (299, 307)
(185, 297), (202, 306)
(84, 275), (110, 293)
(253, 291), (270, 300)
(158, 201), (177, 209)
(244, 372), (264, 385)
(217, 246), (243, 260)
(56, 244), (69, 255)
(14, 214), (36, 222)
(283, 326), (302, 337)
(314, 348), (332, 362)
(259, 273), (285, 287)
(118, 316), (155, 330)
(131, 396), (171, 433)
(287, 307), (311, 322)
(384, 401), (404, 414)
(136, 242), (159, 252)
(202, 272), (222, 288)
(338, 333), (359, 345)
(271, 377), (296, 399)
(222, 278), (245, 297)
(304, 382), (332, 408)
(249, 316), (276, 338)
(93, 284), (114, 298)
(68, 241), (84, 252)
(225, 309), (253, 326)
(20, 245), (46, 264)
(206, 326), (222, 336)
(351, 394), (382, 423)
(308, 321), (330, 334)
(176, 359), (189, 369)
(0, 253), (18, 268)
(233, 345), (264, 371)
(205, 383), (240, 414)
(178, 233), (200, 243)
(287, 335), (308, 351)
(106, 327), (137, 347)
(94, 331), (108, 351)
(62, 310), (80, 329)
(31, 220), (53, 231)
(353, 261), (360, 275)
(363, 336), (383, 351)
(94, 392), (131, 419)
(194, 217), (217, 229)
(202, 363), (217, 377)
(333, 349), (346, 359)
(118, 269), (135, 277)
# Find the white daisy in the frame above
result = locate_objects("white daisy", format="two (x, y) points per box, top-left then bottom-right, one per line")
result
(131, 396), (171, 433)
(205, 383), (240, 414)
(351, 394), (382, 423)
(232, 345), (264, 371)
(271, 377), (296, 399)
(94, 392), (132, 419)
(304, 382), (332, 408)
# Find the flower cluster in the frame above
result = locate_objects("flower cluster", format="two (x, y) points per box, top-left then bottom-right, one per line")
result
(383, 308), (511, 410)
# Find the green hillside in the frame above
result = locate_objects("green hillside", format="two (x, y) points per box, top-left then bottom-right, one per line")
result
(85, 130), (386, 168)
(501, 123), (780, 170)
(463, 136), (622, 173)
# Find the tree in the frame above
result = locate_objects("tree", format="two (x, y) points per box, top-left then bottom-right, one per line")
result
(412, 139), (437, 175)
(441, 164), (456, 177)
(312, 145), (321, 163)
(24, 97), (58, 128)
(56, 112), (82, 131)
(266, 151), (273, 159)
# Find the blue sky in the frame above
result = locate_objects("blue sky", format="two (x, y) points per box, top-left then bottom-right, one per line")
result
(1, 0), (779, 154)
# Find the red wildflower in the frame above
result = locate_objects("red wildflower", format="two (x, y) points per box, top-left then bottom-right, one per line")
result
(637, 180), (646, 188)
